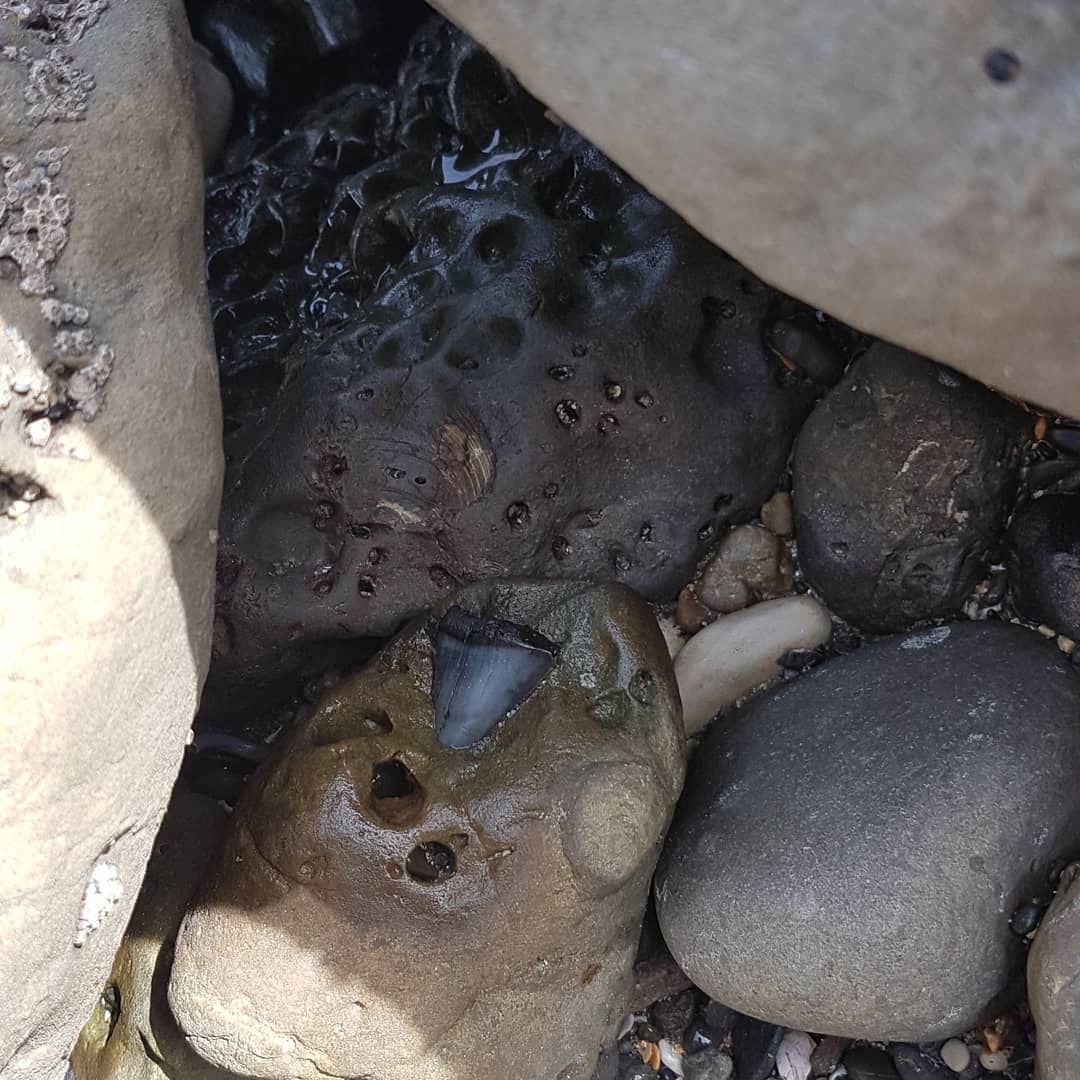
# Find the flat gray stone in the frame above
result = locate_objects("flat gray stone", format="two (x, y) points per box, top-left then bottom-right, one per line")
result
(656, 621), (1080, 1042)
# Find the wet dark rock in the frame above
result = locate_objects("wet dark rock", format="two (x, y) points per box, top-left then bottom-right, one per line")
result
(1010, 900), (1045, 937)
(698, 1002), (733, 1044)
(763, 312), (847, 386)
(811, 1035), (850, 1075)
(1048, 422), (1080, 458)
(683, 1047), (733, 1080)
(730, 1013), (783, 1080)
(650, 990), (696, 1044)
(170, 580), (685, 1080)
(793, 343), (1023, 633)
(844, 1044), (901, 1079)
(194, 0), (426, 103)
(889, 1044), (953, 1080)
(656, 621), (1080, 1041)
(1029, 863), (1080, 1080)
(618, 1062), (658, 1080)
(198, 1), (287, 99)
(1007, 494), (1080, 640)
(205, 21), (819, 713)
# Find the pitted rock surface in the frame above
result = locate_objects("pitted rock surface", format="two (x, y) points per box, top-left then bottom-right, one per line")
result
(428, 0), (1080, 419)
(170, 579), (685, 1080)
(793, 343), (1022, 633)
(69, 792), (233, 1080)
(656, 621), (1080, 1042)
(204, 22), (826, 716)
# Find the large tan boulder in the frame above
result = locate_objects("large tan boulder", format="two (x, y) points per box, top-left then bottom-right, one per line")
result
(0, 3), (222, 1077)
(432, 0), (1080, 417)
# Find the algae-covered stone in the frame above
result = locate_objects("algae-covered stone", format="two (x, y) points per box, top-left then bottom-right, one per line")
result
(69, 793), (231, 1080)
(170, 579), (685, 1080)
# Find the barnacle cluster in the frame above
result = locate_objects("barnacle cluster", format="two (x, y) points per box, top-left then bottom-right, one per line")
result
(0, 0), (113, 440)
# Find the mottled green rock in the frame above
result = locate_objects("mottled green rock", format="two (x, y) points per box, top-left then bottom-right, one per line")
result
(169, 580), (685, 1080)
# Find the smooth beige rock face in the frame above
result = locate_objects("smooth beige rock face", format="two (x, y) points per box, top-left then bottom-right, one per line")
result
(169, 580), (685, 1080)
(0, 3), (222, 1077)
(431, 0), (1080, 418)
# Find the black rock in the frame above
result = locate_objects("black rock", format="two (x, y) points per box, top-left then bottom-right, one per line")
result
(650, 990), (696, 1045)
(618, 1062), (658, 1080)
(811, 1035), (850, 1075)
(1048, 422), (1080, 458)
(700, 1001), (735, 1044)
(793, 342), (1023, 632)
(730, 1012), (782, 1080)
(204, 23), (820, 715)
(655, 621), (1080, 1042)
(198, 1), (285, 99)
(1007, 494), (1080, 640)
(889, 1044), (953, 1080)
(683, 1047), (733, 1080)
(844, 1045), (900, 1079)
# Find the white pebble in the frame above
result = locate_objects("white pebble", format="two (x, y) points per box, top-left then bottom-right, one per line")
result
(776, 1029), (814, 1080)
(659, 1038), (684, 1077)
(25, 417), (52, 447)
(979, 1050), (1009, 1072)
(940, 1038), (970, 1072)
(674, 595), (833, 736)
(655, 612), (685, 660)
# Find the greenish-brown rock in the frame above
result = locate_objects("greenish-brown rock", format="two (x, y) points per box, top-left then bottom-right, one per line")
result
(69, 792), (232, 1080)
(169, 580), (685, 1080)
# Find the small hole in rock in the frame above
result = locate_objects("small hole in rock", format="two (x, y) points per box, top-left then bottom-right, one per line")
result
(984, 48), (1020, 83)
(406, 841), (456, 883)
(371, 759), (425, 827)
(362, 709), (393, 734)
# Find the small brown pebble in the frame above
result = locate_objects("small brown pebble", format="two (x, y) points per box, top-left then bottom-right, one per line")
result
(760, 491), (794, 538)
(1034, 415), (1049, 441)
(637, 1040), (661, 1070)
(698, 524), (794, 613)
(676, 585), (714, 636)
